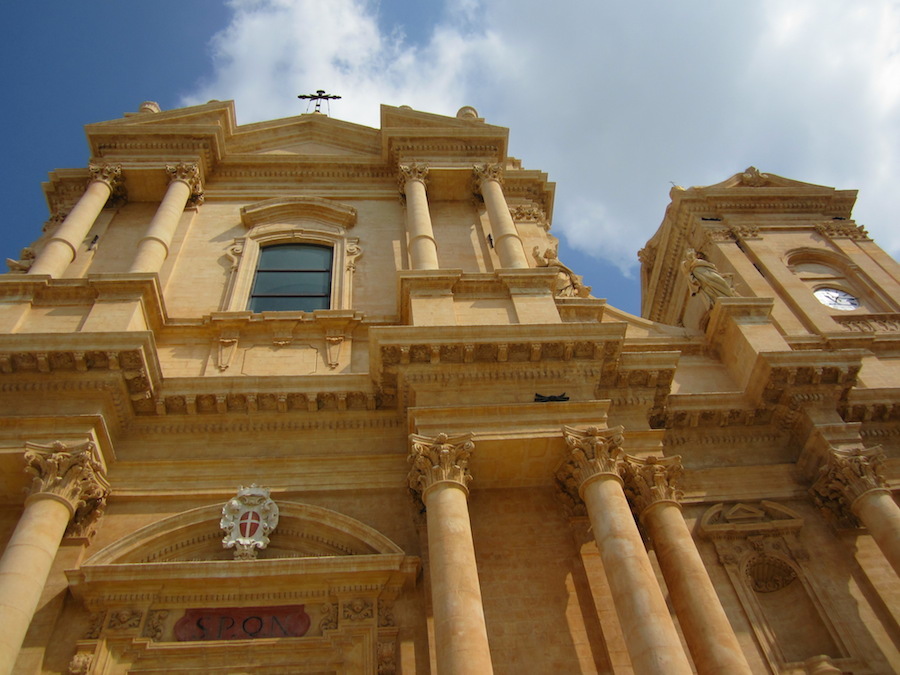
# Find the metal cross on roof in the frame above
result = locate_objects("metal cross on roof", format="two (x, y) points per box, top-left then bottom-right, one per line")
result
(297, 89), (341, 115)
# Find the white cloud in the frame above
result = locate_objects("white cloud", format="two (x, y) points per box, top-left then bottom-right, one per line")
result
(184, 0), (900, 312)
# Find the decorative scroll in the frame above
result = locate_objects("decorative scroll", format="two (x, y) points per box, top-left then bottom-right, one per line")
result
(24, 440), (109, 530)
(220, 485), (280, 559)
(810, 447), (888, 526)
(408, 432), (475, 497)
(739, 166), (770, 187)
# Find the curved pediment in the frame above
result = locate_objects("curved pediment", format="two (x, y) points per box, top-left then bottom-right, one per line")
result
(240, 196), (357, 230)
(84, 501), (404, 565)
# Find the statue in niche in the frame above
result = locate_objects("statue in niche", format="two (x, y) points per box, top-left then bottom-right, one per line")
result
(532, 246), (591, 298)
(681, 248), (736, 303)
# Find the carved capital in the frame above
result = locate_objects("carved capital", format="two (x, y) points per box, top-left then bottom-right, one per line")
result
(558, 425), (626, 497)
(621, 454), (684, 517)
(166, 162), (203, 204)
(24, 441), (110, 525)
(473, 163), (504, 192)
(89, 163), (123, 189)
(398, 163), (429, 193)
(810, 447), (888, 524)
(408, 432), (474, 498)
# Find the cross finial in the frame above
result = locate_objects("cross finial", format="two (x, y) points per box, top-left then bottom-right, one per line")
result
(297, 89), (341, 115)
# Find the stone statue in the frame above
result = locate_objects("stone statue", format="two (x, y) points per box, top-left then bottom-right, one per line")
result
(532, 246), (591, 298)
(681, 248), (736, 303)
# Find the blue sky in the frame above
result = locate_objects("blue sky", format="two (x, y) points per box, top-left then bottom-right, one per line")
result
(3, 1), (899, 317)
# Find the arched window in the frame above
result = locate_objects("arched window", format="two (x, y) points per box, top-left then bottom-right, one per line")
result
(248, 244), (333, 312)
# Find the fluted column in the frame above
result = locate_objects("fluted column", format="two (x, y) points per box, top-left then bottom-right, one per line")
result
(621, 455), (752, 675)
(811, 447), (900, 575)
(557, 426), (692, 675)
(473, 164), (528, 269)
(129, 163), (202, 273)
(29, 165), (123, 277)
(408, 433), (493, 675)
(399, 164), (439, 270)
(0, 441), (109, 674)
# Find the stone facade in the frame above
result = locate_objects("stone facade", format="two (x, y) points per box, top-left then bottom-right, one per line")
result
(0, 101), (898, 674)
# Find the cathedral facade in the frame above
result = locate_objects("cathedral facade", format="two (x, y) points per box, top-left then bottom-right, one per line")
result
(0, 100), (898, 674)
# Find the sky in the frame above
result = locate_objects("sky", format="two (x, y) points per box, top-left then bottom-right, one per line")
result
(2, 0), (899, 316)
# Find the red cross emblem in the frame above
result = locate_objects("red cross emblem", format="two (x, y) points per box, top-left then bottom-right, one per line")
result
(239, 511), (262, 538)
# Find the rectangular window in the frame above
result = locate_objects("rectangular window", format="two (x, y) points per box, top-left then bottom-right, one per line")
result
(248, 244), (332, 312)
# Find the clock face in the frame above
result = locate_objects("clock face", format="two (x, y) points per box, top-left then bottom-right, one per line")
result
(813, 287), (860, 311)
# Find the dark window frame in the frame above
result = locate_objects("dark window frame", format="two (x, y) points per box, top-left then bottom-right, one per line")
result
(248, 243), (333, 313)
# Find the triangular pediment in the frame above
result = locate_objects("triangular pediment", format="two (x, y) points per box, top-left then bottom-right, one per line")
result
(702, 166), (838, 191)
(226, 114), (381, 157)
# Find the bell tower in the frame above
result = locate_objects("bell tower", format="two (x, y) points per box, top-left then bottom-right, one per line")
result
(640, 167), (900, 337)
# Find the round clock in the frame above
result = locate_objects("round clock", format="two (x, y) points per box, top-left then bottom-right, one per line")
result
(813, 287), (860, 311)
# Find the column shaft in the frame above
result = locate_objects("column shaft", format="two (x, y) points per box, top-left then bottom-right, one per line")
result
(129, 178), (193, 273)
(479, 179), (528, 269)
(424, 482), (493, 675)
(404, 178), (439, 270)
(0, 497), (72, 674)
(28, 180), (112, 277)
(581, 475), (693, 675)
(854, 490), (900, 575)
(643, 502), (752, 674)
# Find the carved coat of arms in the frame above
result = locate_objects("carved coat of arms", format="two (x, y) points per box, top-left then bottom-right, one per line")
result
(220, 485), (279, 559)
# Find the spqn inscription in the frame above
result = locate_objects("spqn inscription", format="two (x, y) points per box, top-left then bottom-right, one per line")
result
(174, 605), (311, 641)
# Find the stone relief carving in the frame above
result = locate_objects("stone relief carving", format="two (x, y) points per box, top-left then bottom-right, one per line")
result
(142, 609), (170, 641)
(810, 447), (887, 526)
(377, 640), (397, 675)
(24, 440), (109, 533)
(319, 602), (338, 631)
(342, 598), (374, 622)
(532, 246), (592, 297)
(107, 608), (142, 631)
(681, 248), (737, 303)
(378, 599), (396, 627)
(815, 221), (870, 241)
(220, 485), (280, 560)
(511, 204), (549, 230)
(67, 652), (93, 675)
(83, 612), (104, 639)
(739, 166), (770, 187)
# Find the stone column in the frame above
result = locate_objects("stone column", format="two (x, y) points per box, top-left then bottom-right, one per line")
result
(473, 164), (529, 269)
(0, 441), (109, 674)
(408, 433), (493, 675)
(557, 426), (692, 675)
(399, 164), (439, 270)
(621, 455), (752, 675)
(811, 447), (900, 575)
(29, 165), (123, 278)
(129, 163), (202, 273)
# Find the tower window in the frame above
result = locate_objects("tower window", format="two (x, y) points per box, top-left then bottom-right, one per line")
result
(248, 244), (332, 312)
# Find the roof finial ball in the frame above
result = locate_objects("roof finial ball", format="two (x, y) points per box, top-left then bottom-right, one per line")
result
(457, 106), (479, 120)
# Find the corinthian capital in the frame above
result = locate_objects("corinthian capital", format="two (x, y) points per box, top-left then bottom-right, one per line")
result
(88, 163), (124, 189)
(810, 447), (888, 525)
(408, 432), (474, 498)
(398, 163), (429, 193)
(166, 162), (204, 204)
(473, 163), (504, 191)
(557, 425), (625, 497)
(621, 454), (683, 518)
(24, 440), (110, 526)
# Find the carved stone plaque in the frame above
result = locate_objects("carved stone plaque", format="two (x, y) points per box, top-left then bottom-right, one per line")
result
(174, 605), (311, 641)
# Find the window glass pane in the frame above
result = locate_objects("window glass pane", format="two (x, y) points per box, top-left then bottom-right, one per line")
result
(252, 271), (331, 296)
(249, 296), (330, 312)
(257, 244), (332, 270)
